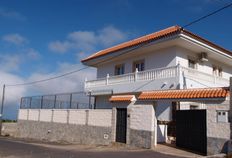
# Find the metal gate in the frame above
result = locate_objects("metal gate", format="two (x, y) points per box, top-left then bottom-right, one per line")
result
(116, 108), (127, 143)
(176, 110), (207, 155)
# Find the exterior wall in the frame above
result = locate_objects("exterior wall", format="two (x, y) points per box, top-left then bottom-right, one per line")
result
(111, 101), (156, 149)
(128, 101), (156, 148)
(176, 47), (232, 79)
(155, 100), (172, 121)
(205, 99), (230, 155)
(17, 109), (112, 145)
(176, 47), (232, 89)
(97, 47), (177, 78)
(95, 95), (112, 109)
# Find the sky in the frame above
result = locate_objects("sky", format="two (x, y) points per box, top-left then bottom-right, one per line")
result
(0, 0), (231, 119)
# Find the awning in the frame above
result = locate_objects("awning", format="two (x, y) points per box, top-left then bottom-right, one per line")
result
(109, 95), (136, 102)
(138, 87), (229, 100)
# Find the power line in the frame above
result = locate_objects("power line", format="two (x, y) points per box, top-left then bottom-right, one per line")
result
(5, 2), (232, 87)
(6, 43), (147, 87)
(182, 2), (232, 28)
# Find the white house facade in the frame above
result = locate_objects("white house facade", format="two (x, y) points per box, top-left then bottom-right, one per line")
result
(81, 26), (232, 155)
(15, 26), (232, 156)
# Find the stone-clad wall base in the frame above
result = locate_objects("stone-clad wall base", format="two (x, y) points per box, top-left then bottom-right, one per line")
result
(129, 129), (153, 149)
(17, 120), (111, 145)
(207, 137), (228, 155)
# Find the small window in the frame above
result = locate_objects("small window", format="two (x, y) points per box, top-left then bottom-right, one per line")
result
(133, 60), (145, 72)
(218, 68), (223, 77)
(188, 59), (196, 69)
(213, 66), (217, 76)
(212, 65), (223, 77)
(217, 111), (228, 123)
(114, 64), (125, 75)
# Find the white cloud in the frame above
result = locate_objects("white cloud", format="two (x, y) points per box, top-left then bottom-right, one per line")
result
(26, 48), (41, 60)
(0, 54), (21, 72)
(48, 41), (71, 53)
(0, 62), (96, 119)
(98, 26), (126, 46)
(48, 26), (128, 56)
(2, 33), (28, 46)
(0, 8), (26, 21)
(0, 71), (27, 119)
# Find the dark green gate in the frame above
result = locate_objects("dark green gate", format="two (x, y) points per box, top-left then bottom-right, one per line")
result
(176, 110), (207, 155)
(116, 108), (127, 143)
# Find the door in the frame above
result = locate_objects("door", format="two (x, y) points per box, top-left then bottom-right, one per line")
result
(116, 108), (127, 143)
(176, 110), (207, 155)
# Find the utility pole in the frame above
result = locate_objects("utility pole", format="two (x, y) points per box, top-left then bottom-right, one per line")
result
(0, 84), (6, 135)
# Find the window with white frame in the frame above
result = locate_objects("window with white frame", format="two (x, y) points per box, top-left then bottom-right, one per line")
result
(114, 64), (125, 75)
(133, 59), (145, 72)
(212, 65), (223, 77)
(188, 59), (196, 69)
(217, 110), (228, 123)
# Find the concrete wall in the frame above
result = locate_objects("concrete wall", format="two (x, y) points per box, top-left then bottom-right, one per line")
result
(1, 123), (18, 137)
(18, 109), (112, 127)
(128, 101), (156, 148)
(111, 101), (156, 149)
(205, 99), (230, 155)
(17, 109), (112, 145)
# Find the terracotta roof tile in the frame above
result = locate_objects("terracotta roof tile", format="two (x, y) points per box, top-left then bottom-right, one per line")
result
(82, 26), (182, 62)
(109, 95), (136, 102)
(81, 25), (232, 63)
(138, 87), (229, 100)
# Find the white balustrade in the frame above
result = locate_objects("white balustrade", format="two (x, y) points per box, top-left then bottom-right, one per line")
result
(85, 65), (229, 88)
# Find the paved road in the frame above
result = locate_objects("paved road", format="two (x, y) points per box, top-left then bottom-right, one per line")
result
(0, 137), (183, 158)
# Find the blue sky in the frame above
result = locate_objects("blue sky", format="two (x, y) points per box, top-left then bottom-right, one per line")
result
(0, 0), (231, 119)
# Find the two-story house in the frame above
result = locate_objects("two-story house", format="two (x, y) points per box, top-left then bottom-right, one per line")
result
(81, 26), (232, 155)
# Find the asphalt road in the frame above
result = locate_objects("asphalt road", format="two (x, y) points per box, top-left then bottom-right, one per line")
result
(0, 137), (183, 158)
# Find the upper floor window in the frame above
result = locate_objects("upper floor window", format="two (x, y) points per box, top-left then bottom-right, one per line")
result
(212, 65), (223, 77)
(133, 60), (145, 72)
(188, 59), (196, 69)
(114, 64), (125, 75)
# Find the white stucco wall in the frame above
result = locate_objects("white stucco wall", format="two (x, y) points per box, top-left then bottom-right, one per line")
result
(97, 47), (177, 78)
(18, 109), (112, 128)
(39, 109), (52, 122)
(155, 100), (172, 121)
(88, 110), (112, 127)
(129, 102), (155, 131)
(69, 110), (86, 125)
(28, 109), (39, 121)
(176, 47), (232, 88)
(53, 110), (68, 123)
(18, 109), (28, 120)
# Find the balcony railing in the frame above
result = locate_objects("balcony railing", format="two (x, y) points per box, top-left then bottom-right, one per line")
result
(85, 65), (230, 89)
(181, 67), (229, 86)
(85, 66), (179, 88)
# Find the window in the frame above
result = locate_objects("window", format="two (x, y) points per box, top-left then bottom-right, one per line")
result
(218, 68), (223, 77)
(133, 60), (145, 72)
(188, 59), (196, 69)
(212, 65), (223, 77)
(114, 64), (125, 75)
(217, 110), (228, 123)
(213, 66), (217, 76)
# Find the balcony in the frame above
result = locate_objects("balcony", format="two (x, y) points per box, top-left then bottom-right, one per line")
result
(85, 65), (229, 94)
